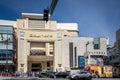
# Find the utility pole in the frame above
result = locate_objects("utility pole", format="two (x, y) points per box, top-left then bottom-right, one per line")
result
(5, 38), (10, 72)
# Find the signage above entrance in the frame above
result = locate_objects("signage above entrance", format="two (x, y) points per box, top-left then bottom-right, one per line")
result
(29, 34), (53, 38)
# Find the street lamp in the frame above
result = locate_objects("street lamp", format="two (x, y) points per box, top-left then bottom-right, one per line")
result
(84, 41), (89, 66)
(83, 41), (90, 71)
(5, 38), (10, 72)
(86, 41), (89, 53)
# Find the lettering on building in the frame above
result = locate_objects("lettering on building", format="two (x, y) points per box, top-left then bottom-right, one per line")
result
(29, 34), (53, 38)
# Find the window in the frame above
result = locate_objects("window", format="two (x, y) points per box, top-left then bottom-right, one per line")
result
(32, 63), (41, 67)
(109, 56), (112, 60)
(8, 34), (13, 42)
(0, 34), (3, 41)
(69, 42), (73, 67)
(47, 62), (50, 67)
(93, 38), (100, 49)
(21, 64), (24, 67)
(20, 31), (24, 37)
(57, 33), (62, 38)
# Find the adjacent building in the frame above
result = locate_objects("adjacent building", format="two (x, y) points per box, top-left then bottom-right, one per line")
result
(116, 29), (120, 62)
(106, 29), (120, 77)
(64, 37), (107, 71)
(107, 29), (120, 66)
(0, 20), (17, 72)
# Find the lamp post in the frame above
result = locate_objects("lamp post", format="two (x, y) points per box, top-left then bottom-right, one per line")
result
(86, 41), (89, 53)
(85, 41), (89, 66)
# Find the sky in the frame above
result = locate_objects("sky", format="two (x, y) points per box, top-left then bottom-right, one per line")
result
(0, 0), (120, 44)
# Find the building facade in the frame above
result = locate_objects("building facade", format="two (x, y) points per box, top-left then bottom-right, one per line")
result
(107, 29), (120, 67)
(0, 20), (17, 72)
(17, 13), (78, 72)
(116, 29), (120, 62)
(64, 37), (107, 70)
(107, 44), (119, 66)
(106, 29), (120, 77)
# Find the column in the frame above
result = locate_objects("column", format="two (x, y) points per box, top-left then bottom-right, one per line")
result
(53, 41), (57, 72)
(45, 43), (50, 56)
(27, 42), (30, 56)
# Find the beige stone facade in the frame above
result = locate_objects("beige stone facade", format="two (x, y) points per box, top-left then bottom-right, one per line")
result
(17, 13), (78, 72)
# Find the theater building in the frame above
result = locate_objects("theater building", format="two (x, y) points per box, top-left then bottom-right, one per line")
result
(17, 13), (78, 72)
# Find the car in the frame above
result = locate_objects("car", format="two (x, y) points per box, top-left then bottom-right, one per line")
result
(38, 69), (55, 78)
(69, 71), (92, 80)
(55, 72), (70, 78)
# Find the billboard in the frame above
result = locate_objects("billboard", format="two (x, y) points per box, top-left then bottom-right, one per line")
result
(90, 55), (103, 66)
(78, 56), (85, 68)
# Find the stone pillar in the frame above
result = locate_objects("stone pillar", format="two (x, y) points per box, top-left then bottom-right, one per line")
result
(53, 41), (57, 72)
(46, 43), (50, 56)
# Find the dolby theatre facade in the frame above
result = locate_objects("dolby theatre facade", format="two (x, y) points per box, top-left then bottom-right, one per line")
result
(17, 13), (78, 72)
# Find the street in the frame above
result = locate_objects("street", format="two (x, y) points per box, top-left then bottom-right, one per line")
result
(0, 77), (120, 80)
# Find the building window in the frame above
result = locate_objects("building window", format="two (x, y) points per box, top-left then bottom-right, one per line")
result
(20, 31), (24, 37)
(104, 52), (105, 54)
(93, 38), (100, 49)
(21, 64), (24, 67)
(57, 33), (62, 38)
(69, 42), (73, 67)
(109, 56), (112, 60)
(99, 52), (100, 54)
(47, 62), (50, 67)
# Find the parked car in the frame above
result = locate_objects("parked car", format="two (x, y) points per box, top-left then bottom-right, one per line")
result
(69, 71), (92, 80)
(38, 69), (55, 78)
(55, 72), (70, 78)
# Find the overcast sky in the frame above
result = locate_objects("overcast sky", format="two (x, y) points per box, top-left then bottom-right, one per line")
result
(0, 0), (120, 44)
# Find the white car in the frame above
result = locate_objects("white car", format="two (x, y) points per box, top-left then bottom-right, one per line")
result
(69, 71), (92, 80)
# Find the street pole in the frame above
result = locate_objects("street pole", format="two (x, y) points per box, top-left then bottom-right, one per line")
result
(6, 38), (10, 72)
(85, 41), (89, 66)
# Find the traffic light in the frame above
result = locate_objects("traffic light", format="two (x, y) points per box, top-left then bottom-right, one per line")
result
(43, 9), (49, 22)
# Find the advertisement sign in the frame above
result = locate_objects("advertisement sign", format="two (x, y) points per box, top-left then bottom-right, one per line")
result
(78, 56), (85, 68)
(90, 55), (103, 66)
